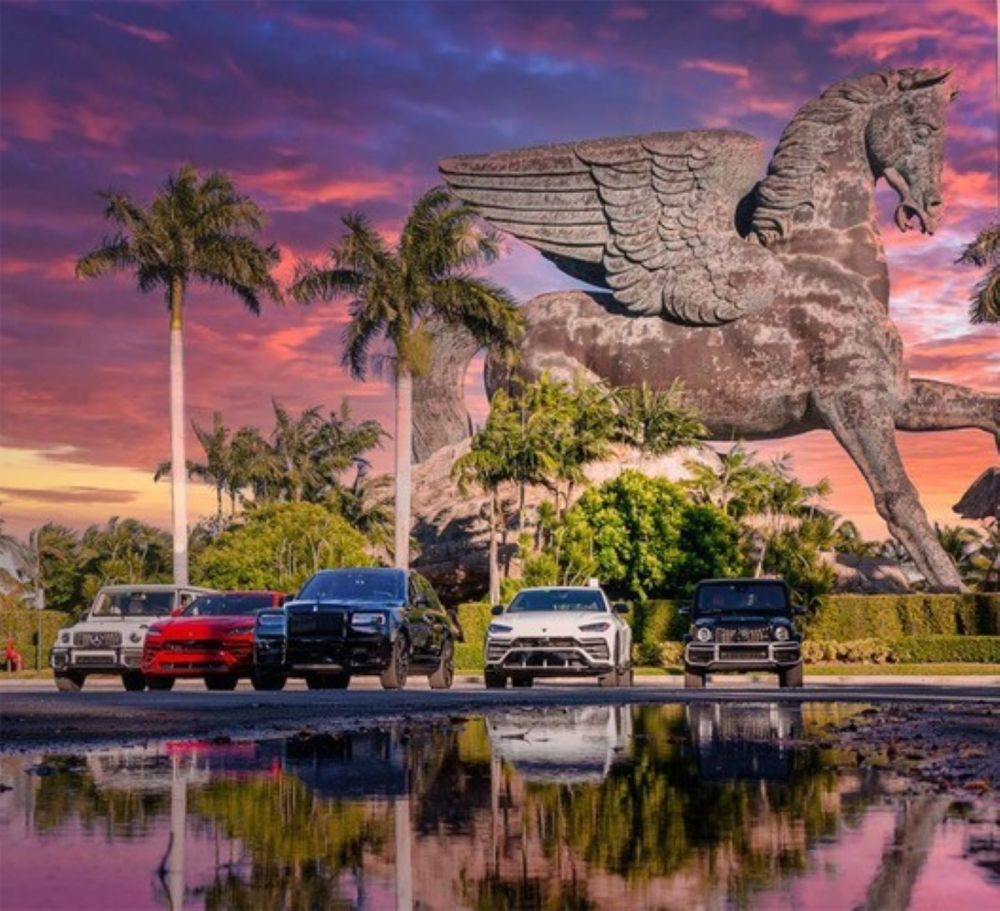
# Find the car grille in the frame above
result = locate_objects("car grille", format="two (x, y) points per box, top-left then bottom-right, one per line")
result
(511, 637), (578, 649)
(579, 638), (610, 661)
(719, 644), (770, 661)
(73, 631), (121, 648)
(716, 626), (770, 643)
(288, 612), (346, 637)
(488, 637), (611, 663)
(74, 654), (118, 666)
(165, 639), (223, 651)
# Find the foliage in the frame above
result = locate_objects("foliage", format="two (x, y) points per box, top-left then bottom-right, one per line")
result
(804, 593), (999, 639)
(290, 186), (522, 380)
(800, 639), (896, 664)
(454, 602), (492, 670)
(529, 472), (743, 601)
(958, 220), (1000, 324)
(0, 610), (71, 670)
(76, 164), (281, 314)
(802, 636), (1000, 664)
(157, 400), (386, 513)
(629, 599), (684, 664)
(193, 502), (372, 593)
(0, 522), (82, 613)
(657, 641), (684, 667)
(934, 523), (997, 590)
(611, 380), (706, 462)
(77, 518), (173, 603)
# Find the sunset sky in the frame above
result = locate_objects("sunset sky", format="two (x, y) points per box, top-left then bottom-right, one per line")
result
(1, 0), (997, 540)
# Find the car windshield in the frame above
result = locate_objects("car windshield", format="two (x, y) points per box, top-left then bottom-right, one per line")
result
(298, 569), (404, 603)
(507, 589), (606, 613)
(695, 582), (788, 615)
(183, 593), (276, 617)
(91, 590), (175, 618)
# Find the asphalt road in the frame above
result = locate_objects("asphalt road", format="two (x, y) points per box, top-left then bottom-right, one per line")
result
(2, 675), (998, 752)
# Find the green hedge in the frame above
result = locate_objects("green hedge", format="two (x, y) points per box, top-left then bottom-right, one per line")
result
(892, 635), (1000, 664)
(455, 602), (491, 670)
(629, 600), (683, 664)
(0, 610), (71, 670)
(804, 594), (1000, 639)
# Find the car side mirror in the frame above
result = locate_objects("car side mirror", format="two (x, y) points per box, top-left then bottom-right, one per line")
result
(490, 604), (504, 616)
(613, 602), (629, 614)
(793, 606), (807, 616)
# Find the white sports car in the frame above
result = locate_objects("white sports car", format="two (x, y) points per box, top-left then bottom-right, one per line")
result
(483, 585), (633, 688)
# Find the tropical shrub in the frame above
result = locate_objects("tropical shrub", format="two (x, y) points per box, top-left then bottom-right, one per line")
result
(454, 602), (492, 669)
(193, 502), (372, 593)
(0, 610), (71, 670)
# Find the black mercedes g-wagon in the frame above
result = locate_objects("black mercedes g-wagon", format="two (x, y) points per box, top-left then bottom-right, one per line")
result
(682, 578), (803, 689)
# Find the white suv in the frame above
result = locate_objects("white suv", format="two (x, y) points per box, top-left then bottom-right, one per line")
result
(484, 585), (633, 688)
(50, 584), (215, 691)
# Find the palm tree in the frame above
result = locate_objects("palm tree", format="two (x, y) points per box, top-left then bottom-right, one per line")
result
(270, 401), (325, 502)
(958, 221), (999, 324)
(684, 442), (771, 517)
(290, 187), (521, 568)
(612, 380), (706, 466)
(76, 165), (281, 585)
(155, 412), (233, 523)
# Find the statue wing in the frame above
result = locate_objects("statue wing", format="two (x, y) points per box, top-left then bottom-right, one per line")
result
(440, 130), (782, 325)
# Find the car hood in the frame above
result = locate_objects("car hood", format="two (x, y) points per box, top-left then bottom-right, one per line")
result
(493, 611), (613, 637)
(153, 616), (257, 638)
(695, 614), (792, 626)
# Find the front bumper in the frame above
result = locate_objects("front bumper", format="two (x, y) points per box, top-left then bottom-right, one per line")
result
(50, 647), (143, 673)
(485, 636), (613, 676)
(141, 641), (253, 677)
(684, 640), (801, 670)
(281, 633), (393, 674)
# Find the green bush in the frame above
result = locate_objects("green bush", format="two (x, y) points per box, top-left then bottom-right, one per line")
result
(804, 593), (999, 640)
(0, 610), (71, 670)
(658, 641), (683, 668)
(801, 639), (895, 664)
(892, 635), (1000, 664)
(629, 599), (683, 664)
(455, 602), (491, 670)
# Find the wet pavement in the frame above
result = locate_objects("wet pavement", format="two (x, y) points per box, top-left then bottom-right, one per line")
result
(1, 702), (997, 910)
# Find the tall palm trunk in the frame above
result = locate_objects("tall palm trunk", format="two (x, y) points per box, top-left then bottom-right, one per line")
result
(169, 278), (189, 585)
(394, 368), (413, 569)
(488, 488), (500, 605)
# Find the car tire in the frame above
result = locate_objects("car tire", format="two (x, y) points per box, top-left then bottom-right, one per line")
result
(511, 676), (533, 688)
(251, 672), (287, 691)
(325, 672), (351, 689)
(428, 638), (454, 690)
(780, 662), (804, 688)
(54, 671), (85, 692)
(380, 635), (409, 690)
(684, 668), (706, 689)
(147, 677), (175, 691)
(122, 671), (146, 692)
(619, 666), (635, 687)
(305, 673), (327, 690)
(484, 671), (506, 689)
(204, 674), (239, 691)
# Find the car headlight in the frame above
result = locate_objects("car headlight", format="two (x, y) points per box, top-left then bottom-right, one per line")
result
(129, 632), (143, 644)
(695, 626), (713, 643)
(773, 625), (790, 641)
(351, 612), (386, 628)
(257, 613), (286, 630)
(487, 623), (513, 635)
(59, 631), (70, 644)
(579, 621), (611, 633)
(227, 625), (255, 636)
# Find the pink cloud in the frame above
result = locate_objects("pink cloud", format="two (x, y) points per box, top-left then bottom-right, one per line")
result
(608, 3), (649, 23)
(681, 58), (750, 86)
(92, 13), (170, 45)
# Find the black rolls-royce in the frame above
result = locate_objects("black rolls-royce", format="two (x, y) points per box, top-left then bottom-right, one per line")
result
(254, 567), (460, 690)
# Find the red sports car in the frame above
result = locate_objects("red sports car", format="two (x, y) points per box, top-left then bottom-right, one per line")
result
(141, 591), (286, 691)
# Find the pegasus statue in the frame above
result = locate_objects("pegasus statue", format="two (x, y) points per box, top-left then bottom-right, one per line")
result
(421, 67), (998, 591)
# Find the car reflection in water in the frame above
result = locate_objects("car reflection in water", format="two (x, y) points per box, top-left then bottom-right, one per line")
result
(686, 701), (803, 782)
(487, 705), (632, 784)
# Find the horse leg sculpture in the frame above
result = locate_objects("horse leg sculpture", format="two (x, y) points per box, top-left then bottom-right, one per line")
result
(815, 393), (965, 591)
(896, 379), (1000, 450)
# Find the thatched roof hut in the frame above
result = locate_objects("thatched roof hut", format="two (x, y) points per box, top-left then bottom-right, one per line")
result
(953, 467), (1000, 521)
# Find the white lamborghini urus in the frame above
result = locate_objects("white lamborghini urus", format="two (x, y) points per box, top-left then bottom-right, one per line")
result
(484, 585), (633, 688)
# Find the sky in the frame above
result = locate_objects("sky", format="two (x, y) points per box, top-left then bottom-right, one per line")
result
(0, 0), (997, 540)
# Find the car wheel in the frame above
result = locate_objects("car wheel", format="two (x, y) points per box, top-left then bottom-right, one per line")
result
(484, 671), (506, 689)
(54, 672), (85, 692)
(325, 672), (351, 689)
(147, 677), (175, 691)
(779, 663), (804, 688)
(122, 671), (146, 692)
(619, 666), (635, 687)
(683, 668), (706, 689)
(251, 672), (287, 691)
(380, 635), (409, 690)
(511, 676), (533, 688)
(305, 673), (327, 690)
(204, 674), (239, 691)
(428, 638), (454, 690)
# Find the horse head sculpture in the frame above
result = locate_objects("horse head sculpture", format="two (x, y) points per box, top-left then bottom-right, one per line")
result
(422, 67), (998, 591)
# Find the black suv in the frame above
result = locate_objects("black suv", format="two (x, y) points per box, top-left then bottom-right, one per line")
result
(682, 578), (803, 689)
(255, 567), (460, 690)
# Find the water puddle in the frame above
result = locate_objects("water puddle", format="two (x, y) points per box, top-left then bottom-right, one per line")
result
(1, 703), (996, 909)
